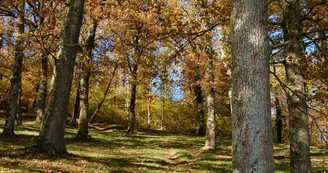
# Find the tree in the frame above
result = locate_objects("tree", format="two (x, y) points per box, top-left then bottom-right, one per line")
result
(283, 0), (312, 171)
(76, 21), (97, 139)
(2, 1), (25, 136)
(204, 48), (216, 150)
(37, 0), (84, 154)
(231, 0), (275, 172)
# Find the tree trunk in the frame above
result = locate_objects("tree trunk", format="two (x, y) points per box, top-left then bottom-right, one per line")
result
(126, 66), (137, 134)
(71, 82), (80, 126)
(76, 72), (89, 139)
(275, 93), (283, 143)
(285, 63), (311, 173)
(16, 83), (23, 126)
(2, 2), (25, 137)
(204, 55), (216, 150)
(37, 0), (84, 155)
(283, 0), (312, 172)
(36, 53), (48, 123)
(231, 0), (274, 172)
(194, 79), (205, 136)
(76, 22), (97, 139)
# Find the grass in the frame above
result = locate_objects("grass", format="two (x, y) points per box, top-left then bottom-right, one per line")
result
(0, 118), (327, 173)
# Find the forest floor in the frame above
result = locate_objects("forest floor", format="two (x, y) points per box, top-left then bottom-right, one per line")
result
(0, 118), (328, 173)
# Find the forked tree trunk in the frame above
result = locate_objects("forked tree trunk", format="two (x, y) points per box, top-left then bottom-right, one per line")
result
(38, 0), (84, 155)
(283, 0), (312, 172)
(2, 2), (25, 137)
(76, 22), (97, 139)
(231, 0), (274, 172)
(205, 54), (216, 150)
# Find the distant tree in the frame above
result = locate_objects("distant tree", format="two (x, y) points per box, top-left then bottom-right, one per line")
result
(38, 0), (84, 155)
(231, 0), (275, 172)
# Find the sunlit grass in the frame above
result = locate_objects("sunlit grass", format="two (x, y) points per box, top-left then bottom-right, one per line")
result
(0, 118), (327, 172)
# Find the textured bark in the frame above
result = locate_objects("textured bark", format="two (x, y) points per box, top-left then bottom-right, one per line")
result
(38, 0), (84, 155)
(194, 79), (205, 136)
(231, 0), (274, 172)
(2, 2), (25, 137)
(275, 94), (283, 143)
(205, 55), (216, 150)
(76, 23), (97, 139)
(126, 65), (137, 134)
(282, 0), (312, 172)
(285, 63), (311, 173)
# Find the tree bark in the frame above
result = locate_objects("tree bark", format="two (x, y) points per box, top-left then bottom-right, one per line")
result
(2, 2), (25, 137)
(76, 22), (97, 139)
(282, 0), (312, 172)
(37, 0), (84, 155)
(231, 0), (275, 172)
(126, 65), (137, 134)
(205, 55), (216, 150)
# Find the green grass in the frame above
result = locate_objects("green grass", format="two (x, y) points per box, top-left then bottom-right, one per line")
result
(0, 119), (327, 173)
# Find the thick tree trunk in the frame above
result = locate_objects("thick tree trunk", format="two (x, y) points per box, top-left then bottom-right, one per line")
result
(275, 94), (283, 143)
(283, 1), (312, 172)
(2, 2), (25, 137)
(38, 0), (84, 155)
(76, 22), (97, 139)
(205, 55), (216, 150)
(231, 0), (274, 172)
(36, 53), (48, 123)
(194, 81), (205, 136)
(126, 66), (137, 134)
